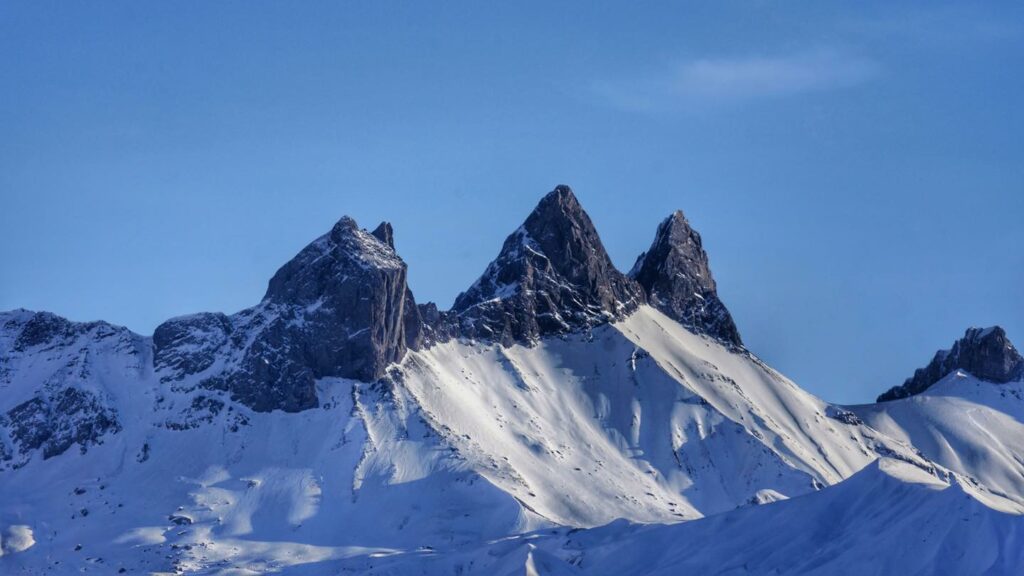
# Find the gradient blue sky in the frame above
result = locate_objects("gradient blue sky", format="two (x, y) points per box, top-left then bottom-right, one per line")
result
(2, 2), (1022, 404)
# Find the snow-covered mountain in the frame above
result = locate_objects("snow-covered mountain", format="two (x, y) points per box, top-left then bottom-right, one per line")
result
(1, 186), (1021, 574)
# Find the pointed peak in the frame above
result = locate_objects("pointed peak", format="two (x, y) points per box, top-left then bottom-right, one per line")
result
(654, 210), (699, 244)
(371, 221), (395, 249)
(331, 215), (359, 233)
(530, 185), (583, 223)
(631, 210), (741, 347)
(550, 184), (576, 199)
(666, 209), (687, 223)
(452, 185), (643, 343)
(877, 326), (1023, 402)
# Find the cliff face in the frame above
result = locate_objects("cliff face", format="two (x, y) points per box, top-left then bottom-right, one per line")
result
(154, 216), (419, 412)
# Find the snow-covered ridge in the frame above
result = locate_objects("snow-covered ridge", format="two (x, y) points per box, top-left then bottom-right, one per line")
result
(2, 185), (1023, 573)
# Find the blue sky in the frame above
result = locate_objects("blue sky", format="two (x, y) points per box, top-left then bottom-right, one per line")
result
(1, 2), (1021, 404)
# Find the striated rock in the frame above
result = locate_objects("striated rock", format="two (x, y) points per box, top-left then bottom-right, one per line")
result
(153, 216), (420, 412)
(452, 185), (644, 345)
(877, 326), (1024, 402)
(372, 222), (426, 351)
(629, 210), (742, 346)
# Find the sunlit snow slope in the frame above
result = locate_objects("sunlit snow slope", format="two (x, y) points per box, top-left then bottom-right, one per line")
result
(0, 305), (939, 574)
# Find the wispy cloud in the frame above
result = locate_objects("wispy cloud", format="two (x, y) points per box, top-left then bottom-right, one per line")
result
(594, 49), (878, 113)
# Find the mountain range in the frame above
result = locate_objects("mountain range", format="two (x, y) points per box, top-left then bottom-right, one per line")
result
(2, 186), (1022, 575)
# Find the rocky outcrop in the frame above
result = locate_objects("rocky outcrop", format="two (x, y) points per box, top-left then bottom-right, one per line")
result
(451, 185), (644, 345)
(153, 216), (421, 413)
(0, 310), (139, 467)
(877, 326), (1024, 402)
(629, 210), (742, 347)
(152, 313), (233, 382)
(4, 388), (120, 462)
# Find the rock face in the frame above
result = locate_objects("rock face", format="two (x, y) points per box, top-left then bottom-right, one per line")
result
(152, 312), (233, 382)
(451, 185), (644, 345)
(153, 216), (421, 412)
(877, 326), (1024, 402)
(5, 388), (121, 461)
(0, 310), (140, 467)
(629, 210), (742, 347)
(371, 222), (426, 351)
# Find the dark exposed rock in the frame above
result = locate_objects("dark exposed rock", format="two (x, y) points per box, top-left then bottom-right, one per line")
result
(13, 311), (73, 351)
(4, 387), (121, 460)
(416, 302), (458, 344)
(372, 221), (426, 350)
(10, 311), (137, 356)
(629, 210), (742, 347)
(0, 311), (138, 466)
(154, 216), (420, 412)
(452, 185), (644, 345)
(371, 221), (395, 249)
(152, 313), (232, 382)
(403, 289), (425, 350)
(826, 406), (864, 426)
(877, 326), (1024, 402)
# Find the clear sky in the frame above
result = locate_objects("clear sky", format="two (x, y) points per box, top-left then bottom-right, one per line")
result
(1, 2), (1022, 404)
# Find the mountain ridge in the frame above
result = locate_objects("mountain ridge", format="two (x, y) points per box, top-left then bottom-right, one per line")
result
(878, 326), (1023, 402)
(2, 185), (1022, 574)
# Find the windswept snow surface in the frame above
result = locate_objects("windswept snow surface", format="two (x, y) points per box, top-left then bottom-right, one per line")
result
(853, 370), (1024, 508)
(398, 306), (920, 524)
(350, 458), (1024, 575)
(1, 307), (1022, 574)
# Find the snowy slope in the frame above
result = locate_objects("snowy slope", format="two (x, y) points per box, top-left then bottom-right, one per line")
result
(347, 458), (1024, 576)
(853, 370), (1024, 506)
(399, 306), (922, 525)
(0, 305), (944, 574)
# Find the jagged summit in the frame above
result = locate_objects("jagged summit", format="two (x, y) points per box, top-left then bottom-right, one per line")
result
(451, 185), (644, 344)
(629, 210), (742, 346)
(371, 221), (395, 249)
(264, 215), (404, 305)
(154, 215), (419, 412)
(877, 326), (1024, 402)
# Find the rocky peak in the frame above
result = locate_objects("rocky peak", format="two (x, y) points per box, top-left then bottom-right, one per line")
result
(452, 185), (644, 344)
(264, 216), (405, 306)
(629, 210), (742, 347)
(877, 326), (1024, 402)
(371, 221), (395, 249)
(154, 215), (422, 412)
